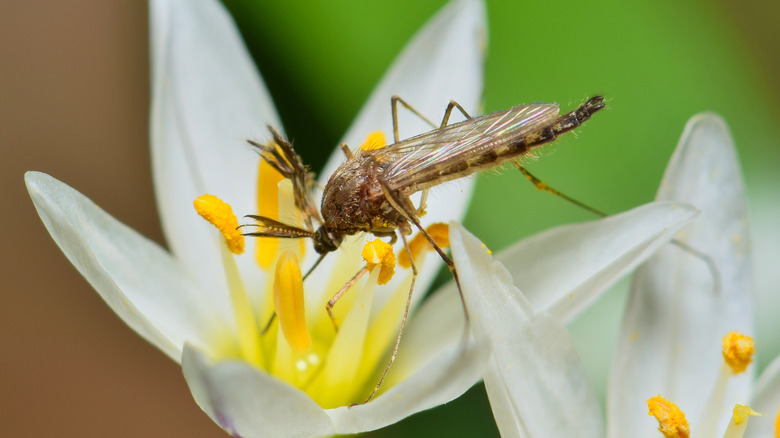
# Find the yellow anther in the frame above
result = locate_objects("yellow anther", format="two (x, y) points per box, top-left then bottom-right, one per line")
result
(722, 331), (754, 374)
(193, 194), (245, 254)
(273, 252), (311, 353)
(398, 223), (450, 268)
(255, 153), (284, 268)
(732, 404), (761, 426)
(647, 395), (690, 438)
(359, 131), (387, 151)
(361, 239), (396, 285)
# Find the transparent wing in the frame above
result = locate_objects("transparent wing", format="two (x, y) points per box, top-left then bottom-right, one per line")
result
(363, 103), (560, 192)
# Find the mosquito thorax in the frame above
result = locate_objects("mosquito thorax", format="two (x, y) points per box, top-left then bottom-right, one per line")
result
(320, 155), (406, 236)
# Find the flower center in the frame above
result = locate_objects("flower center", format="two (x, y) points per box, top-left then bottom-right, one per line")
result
(193, 186), (418, 408)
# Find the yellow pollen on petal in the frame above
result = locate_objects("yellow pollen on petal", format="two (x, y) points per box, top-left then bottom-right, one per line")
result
(273, 252), (311, 353)
(398, 223), (450, 268)
(193, 194), (245, 254)
(647, 395), (690, 438)
(359, 131), (387, 151)
(361, 239), (396, 285)
(722, 331), (754, 374)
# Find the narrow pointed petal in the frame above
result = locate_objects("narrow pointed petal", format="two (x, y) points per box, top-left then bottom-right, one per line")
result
(417, 201), (698, 352)
(319, 0), (486, 235)
(182, 345), (335, 438)
(450, 223), (605, 438)
(26, 172), (226, 362)
(499, 201), (699, 322)
(609, 114), (753, 438)
(747, 356), (780, 438)
(149, 0), (282, 294)
(326, 339), (490, 434)
(307, 0), (487, 328)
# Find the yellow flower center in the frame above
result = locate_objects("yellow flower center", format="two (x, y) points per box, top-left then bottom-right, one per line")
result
(190, 145), (421, 409)
(722, 331), (754, 374)
(647, 395), (690, 438)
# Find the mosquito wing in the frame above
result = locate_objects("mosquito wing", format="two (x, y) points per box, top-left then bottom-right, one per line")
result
(364, 103), (560, 194)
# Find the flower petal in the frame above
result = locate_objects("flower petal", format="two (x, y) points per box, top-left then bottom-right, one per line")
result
(417, 201), (698, 347)
(498, 201), (699, 322)
(313, 0), (486, 321)
(182, 344), (335, 438)
(149, 0), (281, 295)
(450, 223), (605, 438)
(25, 172), (225, 362)
(322, 0), (486, 180)
(609, 114), (753, 438)
(325, 338), (490, 434)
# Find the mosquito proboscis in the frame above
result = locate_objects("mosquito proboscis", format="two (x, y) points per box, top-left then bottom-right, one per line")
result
(242, 95), (606, 404)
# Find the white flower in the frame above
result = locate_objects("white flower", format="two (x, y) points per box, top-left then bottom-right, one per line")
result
(455, 113), (779, 437)
(26, 0), (489, 436)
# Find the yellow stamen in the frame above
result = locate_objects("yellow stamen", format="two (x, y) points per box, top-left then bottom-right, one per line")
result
(723, 404), (763, 438)
(273, 252), (311, 353)
(361, 240), (396, 285)
(359, 131), (387, 151)
(647, 395), (690, 438)
(398, 223), (450, 268)
(722, 331), (754, 374)
(255, 152), (285, 268)
(775, 405), (780, 438)
(193, 194), (245, 254)
(732, 404), (761, 426)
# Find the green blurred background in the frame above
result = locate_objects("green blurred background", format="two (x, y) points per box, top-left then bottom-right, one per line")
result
(2, 1), (777, 437)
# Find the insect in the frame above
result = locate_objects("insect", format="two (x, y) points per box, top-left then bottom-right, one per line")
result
(243, 95), (605, 402)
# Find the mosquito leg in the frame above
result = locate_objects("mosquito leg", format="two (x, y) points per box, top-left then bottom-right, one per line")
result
(326, 267), (369, 332)
(260, 312), (276, 336)
(439, 100), (472, 127)
(339, 143), (354, 159)
(378, 180), (470, 324)
(515, 163), (721, 294)
(356, 231), (418, 406)
(514, 163), (607, 217)
(391, 95), (437, 142)
(416, 189), (429, 216)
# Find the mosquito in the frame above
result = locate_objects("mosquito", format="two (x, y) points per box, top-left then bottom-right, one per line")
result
(242, 95), (606, 403)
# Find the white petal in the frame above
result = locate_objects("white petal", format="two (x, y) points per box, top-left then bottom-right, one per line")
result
(318, 0), (487, 272)
(326, 338), (490, 434)
(182, 344), (334, 438)
(746, 355), (780, 438)
(25, 172), (225, 362)
(308, 0), (487, 317)
(499, 201), (698, 322)
(450, 223), (605, 438)
(389, 277), (467, 382)
(419, 201), (698, 342)
(149, 0), (281, 295)
(609, 114), (753, 438)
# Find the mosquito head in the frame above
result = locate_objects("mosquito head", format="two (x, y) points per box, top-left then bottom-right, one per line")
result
(313, 226), (343, 254)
